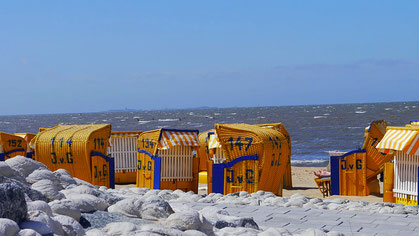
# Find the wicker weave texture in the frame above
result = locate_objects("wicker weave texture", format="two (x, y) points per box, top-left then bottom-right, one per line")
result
(0, 132), (27, 160)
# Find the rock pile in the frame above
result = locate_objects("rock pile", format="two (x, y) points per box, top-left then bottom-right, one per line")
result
(0, 156), (413, 235)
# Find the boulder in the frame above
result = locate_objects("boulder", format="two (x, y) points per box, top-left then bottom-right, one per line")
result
(214, 226), (261, 236)
(85, 229), (109, 236)
(5, 156), (48, 177)
(16, 229), (42, 236)
(31, 179), (65, 202)
(136, 224), (184, 236)
(163, 210), (201, 231)
(27, 210), (64, 235)
(140, 199), (174, 220)
(0, 181), (27, 223)
(53, 169), (77, 187)
(102, 222), (139, 235)
(26, 169), (61, 186)
(27, 201), (53, 217)
(107, 198), (143, 218)
(0, 161), (26, 183)
(49, 199), (82, 221)
(19, 220), (54, 236)
(199, 206), (259, 230)
(65, 193), (109, 212)
(183, 230), (207, 236)
(53, 215), (86, 236)
(0, 218), (20, 236)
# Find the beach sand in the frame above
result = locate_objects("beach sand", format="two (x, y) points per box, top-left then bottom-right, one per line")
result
(116, 166), (384, 203)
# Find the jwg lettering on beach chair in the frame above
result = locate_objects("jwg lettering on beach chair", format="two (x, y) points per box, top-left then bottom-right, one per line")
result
(330, 120), (393, 196)
(108, 131), (142, 184)
(0, 132), (28, 161)
(207, 123), (291, 196)
(136, 129), (200, 192)
(30, 124), (114, 188)
(377, 120), (419, 205)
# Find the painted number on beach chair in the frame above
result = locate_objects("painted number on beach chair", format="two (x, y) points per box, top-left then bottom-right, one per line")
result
(271, 152), (281, 166)
(8, 139), (22, 148)
(226, 169), (255, 184)
(141, 139), (154, 149)
(228, 137), (252, 151)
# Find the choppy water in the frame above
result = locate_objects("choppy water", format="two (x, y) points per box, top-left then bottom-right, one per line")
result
(1, 102), (418, 166)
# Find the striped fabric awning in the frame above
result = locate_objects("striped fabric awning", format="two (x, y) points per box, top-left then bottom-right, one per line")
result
(377, 128), (419, 155)
(160, 130), (199, 150)
(208, 134), (221, 149)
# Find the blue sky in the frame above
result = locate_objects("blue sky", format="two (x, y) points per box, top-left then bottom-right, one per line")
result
(0, 1), (418, 115)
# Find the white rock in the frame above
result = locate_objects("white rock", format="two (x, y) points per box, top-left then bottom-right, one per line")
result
(16, 229), (42, 236)
(163, 210), (201, 231)
(27, 201), (53, 217)
(199, 206), (259, 230)
(258, 227), (292, 236)
(73, 178), (95, 188)
(0, 218), (20, 236)
(300, 228), (327, 236)
(102, 222), (138, 235)
(85, 229), (109, 236)
(137, 224), (184, 236)
(140, 199), (174, 220)
(31, 179), (65, 202)
(108, 198), (143, 218)
(5, 156), (48, 177)
(61, 185), (100, 197)
(65, 193), (109, 212)
(26, 169), (61, 186)
(27, 210), (64, 235)
(53, 214), (85, 236)
(54, 169), (77, 187)
(284, 197), (307, 208)
(0, 162), (26, 182)
(378, 206), (394, 214)
(49, 199), (82, 221)
(19, 220), (53, 235)
(183, 230), (207, 236)
(215, 226), (261, 236)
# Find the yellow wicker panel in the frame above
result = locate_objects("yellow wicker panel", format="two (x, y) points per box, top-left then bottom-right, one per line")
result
(0, 132), (27, 160)
(30, 124), (111, 187)
(198, 130), (213, 172)
(339, 152), (368, 196)
(136, 129), (161, 188)
(215, 123), (289, 196)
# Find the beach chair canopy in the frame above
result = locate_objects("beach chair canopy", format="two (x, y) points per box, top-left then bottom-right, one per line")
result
(0, 132), (27, 161)
(377, 126), (419, 155)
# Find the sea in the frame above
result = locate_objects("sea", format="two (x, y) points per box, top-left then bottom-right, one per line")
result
(1, 101), (418, 167)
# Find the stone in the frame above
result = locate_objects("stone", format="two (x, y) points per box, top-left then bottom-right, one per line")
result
(183, 230), (207, 236)
(27, 201), (53, 217)
(49, 199), (82, 221)
(26, 169), (61, 186)
(284, 197), (307, 208)
(326, 231), (345, 236)
(85, 229), (109, 236)
(102, 222), (139, 235)
(19, 220), (54, 236)
(65, 193), (109, 212)
(163, 210), (201, 231)
(0, 181), (27, 223)
(214, 226), (261, 236)
(0, 161), (26, 183)
(0, 218), (20, 236)
(53, 169), (77, 187)
(136, 224), (184, 236)
(258, 227), (292, 236)
(16, 229), (42, 236)
(140, 199), (175, 220)
(199, 206), (259, 230)
(5, 156), (48, 177)
(81, 210), (149, 231)
(73, 178), (95, 188)
(31, 179), (65, 202)
(27, 210), (64, 235)
(108, 198), (143, 218)
(53, 214), (86, 236)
